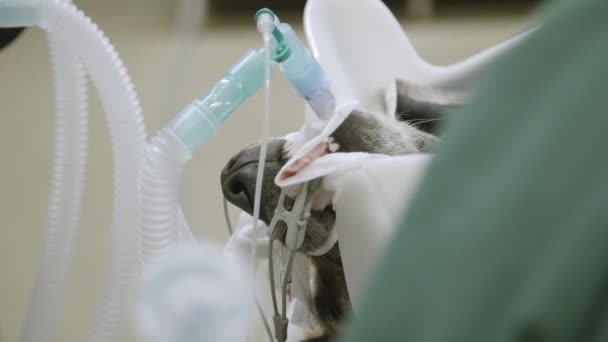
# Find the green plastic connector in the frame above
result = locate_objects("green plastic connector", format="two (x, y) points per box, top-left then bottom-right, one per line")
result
(255, 8), (291, 63)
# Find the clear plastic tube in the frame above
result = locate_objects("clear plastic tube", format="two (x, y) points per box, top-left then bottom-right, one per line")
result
(31, 1), (147, 341)
(21, 33), (88, 342)
(247, 30), (273, 342)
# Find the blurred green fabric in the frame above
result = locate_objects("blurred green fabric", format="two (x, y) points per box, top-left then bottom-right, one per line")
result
(341, 0), (608, 341)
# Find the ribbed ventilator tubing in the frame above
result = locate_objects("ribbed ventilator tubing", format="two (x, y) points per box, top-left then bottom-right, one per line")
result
(20, 32), (88, 342)
(138, 129), (188, 265)
(34, 1), (147, 341)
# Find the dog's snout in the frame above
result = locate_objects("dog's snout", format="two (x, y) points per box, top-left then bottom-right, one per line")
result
(223, 153), (240, 175)
(220, 139), (287, 217)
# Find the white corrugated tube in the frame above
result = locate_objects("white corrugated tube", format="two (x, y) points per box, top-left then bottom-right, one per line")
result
(4, 0), (148, 340)
(20, 33), (88, 342)
(138, 129), (191, 265)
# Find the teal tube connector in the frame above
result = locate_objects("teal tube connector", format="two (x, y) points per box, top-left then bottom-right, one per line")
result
(276, 23), (328, 100)
(277, 22), (336, 119)
(169, 48), (270, 154)
(0, 0), (39, 27)
(255, 7), (335, 119)
(255, 8), (291, 62)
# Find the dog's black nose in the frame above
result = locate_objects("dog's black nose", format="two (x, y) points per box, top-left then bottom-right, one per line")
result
(221, 146), (259, 214)
(220, 139), (286, 215)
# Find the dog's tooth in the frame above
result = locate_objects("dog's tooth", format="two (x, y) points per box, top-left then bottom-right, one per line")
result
(282, 142), (294, 158)
(327, 137), (334, 144)
(328, 143), (340, 153)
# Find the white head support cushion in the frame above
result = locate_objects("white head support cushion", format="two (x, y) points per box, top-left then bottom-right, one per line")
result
(273, 97), (433, 313)
(298, 0), (534, 312)
(304, 0), (532, 114)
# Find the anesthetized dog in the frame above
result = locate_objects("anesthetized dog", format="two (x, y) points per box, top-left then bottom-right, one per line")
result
(221, 80), (466, 341)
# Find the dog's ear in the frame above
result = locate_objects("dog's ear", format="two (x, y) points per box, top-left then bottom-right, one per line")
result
(394, 79), (468, 135)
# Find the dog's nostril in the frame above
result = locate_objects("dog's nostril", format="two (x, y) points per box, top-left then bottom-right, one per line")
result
(228, 178), (246, 197)
(221, 170), (255, 215)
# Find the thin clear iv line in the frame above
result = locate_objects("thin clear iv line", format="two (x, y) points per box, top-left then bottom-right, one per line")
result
(222, 196), (274, 341)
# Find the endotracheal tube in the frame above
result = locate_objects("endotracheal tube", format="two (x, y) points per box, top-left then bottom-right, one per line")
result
(254, 10), (338, 341)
